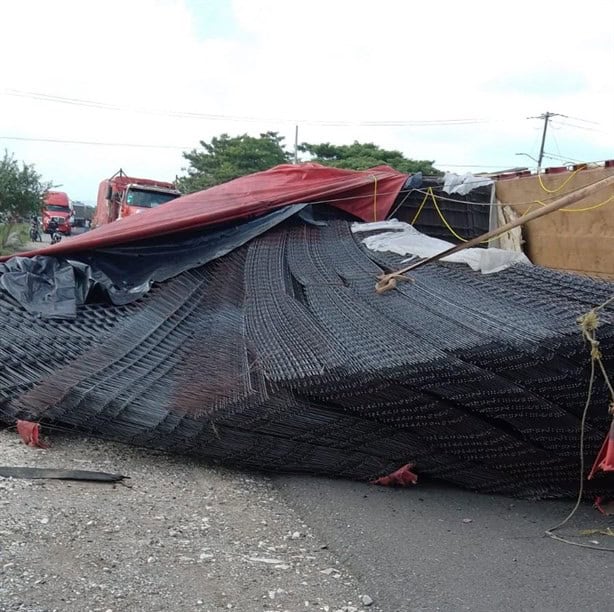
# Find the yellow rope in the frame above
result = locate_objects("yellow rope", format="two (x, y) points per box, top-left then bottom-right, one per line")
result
(564, 196), (614, 213)
(527, 168), (611, 217)
(590, 296), (614, 401)
(414, 187), (498, 244)
(521, 194), (614, 218)
(431, 193), (476, 243)
(538, 168), (581, 194)
(413, 180), (612, 242)
(534, 196), (614, 214)
(410, 190), (430, 225)
(545, 296), (614, 551)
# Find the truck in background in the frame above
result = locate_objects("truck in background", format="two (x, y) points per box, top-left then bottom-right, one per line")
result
(42, 191), (73, 236)
(93, 169), (181, 228)
(72, 201), (95, 228)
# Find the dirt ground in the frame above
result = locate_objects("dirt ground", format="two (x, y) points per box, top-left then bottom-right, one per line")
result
(0, 429), (376, 612)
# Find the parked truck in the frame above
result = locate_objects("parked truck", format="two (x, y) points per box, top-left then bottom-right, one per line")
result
(93, 169), (181, 228)
(71, 201), (95, 228)
(42, 191), (73, 236)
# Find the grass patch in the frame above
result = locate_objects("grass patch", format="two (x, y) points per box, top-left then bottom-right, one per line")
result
(0, 223), (30, 256)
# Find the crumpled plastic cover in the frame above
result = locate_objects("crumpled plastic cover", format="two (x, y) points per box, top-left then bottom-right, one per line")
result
(0, 204), (307, 318)
(352, 219), (531, 274)
(442, 172), (494, 196)
(0, 256), (90, 319)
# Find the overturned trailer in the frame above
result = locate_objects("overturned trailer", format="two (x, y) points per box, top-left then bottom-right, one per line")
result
(1, 164), (613, 499)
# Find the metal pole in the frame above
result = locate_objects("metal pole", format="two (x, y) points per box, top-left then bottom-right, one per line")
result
(537, 112), (551, 172)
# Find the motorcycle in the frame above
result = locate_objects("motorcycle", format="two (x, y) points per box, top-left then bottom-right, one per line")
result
(29, 226), (42, 242)
(47, 220), (62, 245)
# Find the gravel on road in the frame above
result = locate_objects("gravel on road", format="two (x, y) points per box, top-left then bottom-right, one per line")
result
(0, 429), (376, 612)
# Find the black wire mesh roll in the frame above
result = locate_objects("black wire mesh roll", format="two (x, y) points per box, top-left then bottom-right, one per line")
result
(1, 217), (613, 499)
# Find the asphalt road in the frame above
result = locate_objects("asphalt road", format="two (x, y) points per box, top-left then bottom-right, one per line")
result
(23, 226), (88, 250)
(274, 475), (614, 612)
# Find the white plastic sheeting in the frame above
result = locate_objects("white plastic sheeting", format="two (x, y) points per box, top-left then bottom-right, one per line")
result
(352, 220), (531, 274)
(442, 172), (494, 196)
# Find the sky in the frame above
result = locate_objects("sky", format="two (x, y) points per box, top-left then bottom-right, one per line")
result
(0, 0), (612, 203)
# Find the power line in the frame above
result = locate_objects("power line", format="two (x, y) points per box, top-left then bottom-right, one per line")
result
(553, 120), (601, 133)
(0, 135), (524, 168)
(550, 126), (563, 159)
(1, 88), (502, 127)
(0, 135), (189, 149)
(437, 163), (515, 169)
(542, 151), (586, 164)
(564, 115), (600, 125)
(3, 135), (609, 173)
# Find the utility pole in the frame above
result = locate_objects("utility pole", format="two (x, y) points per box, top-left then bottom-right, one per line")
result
(294, 125), (299, 164)
(528, 111), (565, 171)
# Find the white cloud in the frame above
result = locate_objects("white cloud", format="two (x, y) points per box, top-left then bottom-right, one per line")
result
(0, 0), (612, 200)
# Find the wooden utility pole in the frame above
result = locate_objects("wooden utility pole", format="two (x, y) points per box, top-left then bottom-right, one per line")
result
(530, 111), (564, 171)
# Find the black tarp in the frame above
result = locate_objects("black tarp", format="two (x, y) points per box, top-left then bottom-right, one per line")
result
(0, 204), (308, 318)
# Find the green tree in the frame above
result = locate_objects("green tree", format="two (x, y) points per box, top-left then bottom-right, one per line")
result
(298, 141), (441, 175)
(0, 150), (49, 220)
(0, 150), (51, 250)
(178, 132), (291, 193)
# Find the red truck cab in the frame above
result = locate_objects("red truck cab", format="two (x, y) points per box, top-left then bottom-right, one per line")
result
(42, 191), (73, 235)
(93, 170), (180, 227)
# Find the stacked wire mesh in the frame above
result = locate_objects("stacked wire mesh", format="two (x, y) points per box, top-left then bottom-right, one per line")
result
(1, 218), (613, 499)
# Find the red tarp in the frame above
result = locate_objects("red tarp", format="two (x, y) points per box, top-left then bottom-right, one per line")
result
(9, 164), (407, 259)
(371, 463), (418, 487)
(16, 420), (48, 448)
(589, 420), (614, 479)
